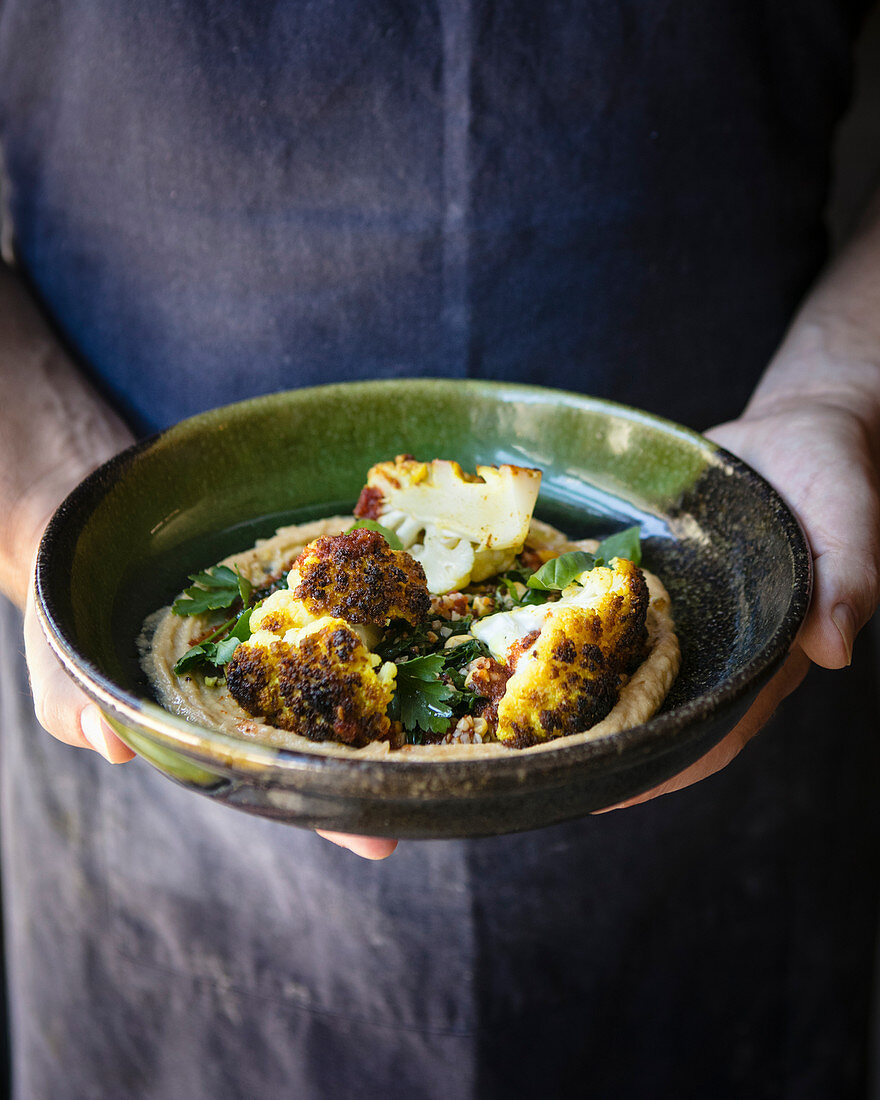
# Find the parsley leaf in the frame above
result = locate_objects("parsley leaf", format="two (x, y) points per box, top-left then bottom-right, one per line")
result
(385, 633), (492, 738)
(346, 518), (403, 550)
(388, 653), (455, 734)
(172, 565), (252, 616)
(173, 605), (256, 675)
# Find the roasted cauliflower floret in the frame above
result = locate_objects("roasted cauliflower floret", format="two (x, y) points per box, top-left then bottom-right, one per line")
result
(473, 557), (647, 661)
(226, 530), (428, 746)
(562, 556), (649, 663)
(495, 606), (622, 747)
(354, 455), (541, 594)
(226, 618), (398, 747)
(247, 527), (428, 651)
(289, 527), (430, 625)
(475, 557), (649, 747)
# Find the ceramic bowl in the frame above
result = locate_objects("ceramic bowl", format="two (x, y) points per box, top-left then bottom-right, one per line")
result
(35, 379), (811, 838)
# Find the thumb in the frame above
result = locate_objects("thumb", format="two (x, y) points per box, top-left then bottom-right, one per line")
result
(788, 426), (880, 669)
(799, 545), (879, 669)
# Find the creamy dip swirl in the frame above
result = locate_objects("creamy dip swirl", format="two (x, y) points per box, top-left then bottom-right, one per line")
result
(141, 517), (680, 760)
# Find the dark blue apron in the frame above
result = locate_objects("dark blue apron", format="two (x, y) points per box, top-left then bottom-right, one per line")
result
(1, 3), (878, 1096)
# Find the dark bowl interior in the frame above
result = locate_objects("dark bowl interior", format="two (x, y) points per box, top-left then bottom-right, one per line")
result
(36, 379), (811, 837)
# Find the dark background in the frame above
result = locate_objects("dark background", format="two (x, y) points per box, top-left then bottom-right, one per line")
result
(829, 7), (880, 1095)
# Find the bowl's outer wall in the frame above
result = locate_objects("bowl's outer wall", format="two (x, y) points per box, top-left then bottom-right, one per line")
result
(39, 380), (811, 835)
(106, 682), (760, 837)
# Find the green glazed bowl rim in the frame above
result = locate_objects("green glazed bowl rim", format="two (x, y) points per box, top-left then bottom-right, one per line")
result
(36, 378), (813, 788)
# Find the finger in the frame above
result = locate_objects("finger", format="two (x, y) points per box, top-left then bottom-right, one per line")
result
(23, 596), (135, 763)
(315, 831), (399, 859)
(798, 546), (880, 669)
(595, 648), (810, 811)
(80, 704), (137, 763)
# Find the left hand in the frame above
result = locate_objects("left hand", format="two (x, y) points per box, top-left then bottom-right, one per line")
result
(599, 393), (880, 809)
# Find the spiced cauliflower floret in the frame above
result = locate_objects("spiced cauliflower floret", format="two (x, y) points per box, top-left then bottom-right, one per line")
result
(226, 618), (398, 747)
(224, 528), (426, 747)
(473, 557), (650, 747)
(248, 526), (429, 642)
(354, 455), (541, 594)
(290, 527), (430, 625)
(494, 607), (622, 747)
(561, 556), (649, 663)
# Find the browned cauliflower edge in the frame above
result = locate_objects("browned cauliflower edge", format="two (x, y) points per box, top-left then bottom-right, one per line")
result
(225, 618), (397, 748)
(352, 454), (542, 593)
(494, 558), (650, 748)
(292, 527), (430, 625)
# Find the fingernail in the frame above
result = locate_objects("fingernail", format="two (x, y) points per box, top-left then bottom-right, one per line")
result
(81, 704), (114, 761)
(831, 604), (855, 667)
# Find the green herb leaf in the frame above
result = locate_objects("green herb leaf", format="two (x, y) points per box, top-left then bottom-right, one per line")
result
(520, 587), (553, 606)
(375, 620), (434, 662)
(442, 637), (490, 671)
(236, 570), (253, 607)
(526, 528), (642, 591)
(496, 570), (553, 605)
(389, 653), (456, 734)
(211, 605), (256, 666)
(527, 550), (597, 591)
(172, 565), (249, 616)
(173, 638), (226, 675)
(173, 605), (256, 675)
(386, 634), (491, 735)
(346, 518), (403, 550)
(595, 525), (642, 566)
(495, 574), (522, 598)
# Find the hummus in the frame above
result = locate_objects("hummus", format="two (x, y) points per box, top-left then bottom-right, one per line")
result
(141, 515), (680, 760)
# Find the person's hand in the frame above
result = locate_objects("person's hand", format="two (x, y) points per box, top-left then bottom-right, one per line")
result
(324, 393), (879, 837)
(599, 392), (880, 810)
(315, 832), (399, 858)
(22, 531), (136, 763)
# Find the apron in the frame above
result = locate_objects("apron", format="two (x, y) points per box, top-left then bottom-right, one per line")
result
(1, 3), (878, 1096)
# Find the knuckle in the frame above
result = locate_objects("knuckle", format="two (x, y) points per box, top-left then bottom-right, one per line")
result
(32, 692), (64, 737)
(29, 673), (82, 745)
